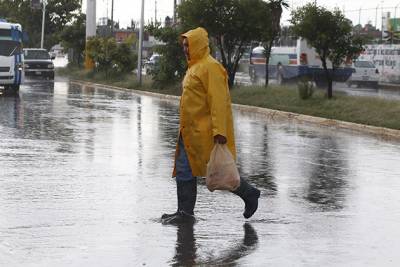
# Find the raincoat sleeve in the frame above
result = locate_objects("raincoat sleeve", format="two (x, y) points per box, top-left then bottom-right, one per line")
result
(203, 63), (229, 138)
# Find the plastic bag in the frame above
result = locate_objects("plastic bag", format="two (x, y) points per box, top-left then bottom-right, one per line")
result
(206, 144), (240, 192)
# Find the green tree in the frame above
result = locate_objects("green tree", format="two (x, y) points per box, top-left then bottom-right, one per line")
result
(178, 0), (266, 88)
(86, 37), (137, 78)
(290, 4), (363, 98)
(60, 13), (86, 66)
(0, 0), (80, 49)
(146, 23), (186, 88)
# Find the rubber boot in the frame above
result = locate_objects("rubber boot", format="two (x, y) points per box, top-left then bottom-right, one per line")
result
(231, 178), (260, 219)
(161, 178), (197, 225)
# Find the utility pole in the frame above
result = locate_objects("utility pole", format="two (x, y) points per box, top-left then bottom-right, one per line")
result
(137, 0), (145, 85)
(381, 1), (384, 42)
(358, 7), (361, 27)
(173, 0), (177, 23)
(155, 0), (157, 23)
(85, 0), (96, 69)
(376, 4), (379, 29)
(40, 0), (47, 49)
(111, 0), (114, 36)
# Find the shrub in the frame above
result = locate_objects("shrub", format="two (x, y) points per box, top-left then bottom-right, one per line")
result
(86, 37), (137, 78)
(297, 78), (314, 100)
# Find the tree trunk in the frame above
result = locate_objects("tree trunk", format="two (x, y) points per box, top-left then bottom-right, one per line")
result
(228, 71), (235, 88)
(321, 58), (333, 99)
(264, 39), (274, 88)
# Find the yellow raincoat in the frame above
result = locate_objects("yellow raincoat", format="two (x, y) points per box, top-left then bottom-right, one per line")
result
(173, 27), (236, 177)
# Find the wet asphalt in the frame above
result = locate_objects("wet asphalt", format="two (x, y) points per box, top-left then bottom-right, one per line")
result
(1, 78), (400, 266)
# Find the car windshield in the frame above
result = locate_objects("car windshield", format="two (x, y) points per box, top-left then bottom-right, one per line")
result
(0, 40), (22, 56)
(24, 50), (50, 60)
(150, 55), (160, 62)
(354, 61), (375, 68)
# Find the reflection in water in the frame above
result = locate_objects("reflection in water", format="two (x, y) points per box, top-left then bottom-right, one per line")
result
(236, 120), (277, 195)
(306, 137), (349, 210)
(171, 223), (258, 266)
(171, 222), (197, 267)
(0, 94), (22, 129)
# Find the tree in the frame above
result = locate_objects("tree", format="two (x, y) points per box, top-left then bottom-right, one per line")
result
(261, 0), (288, 88)
(146, 22), (186, 88)
(178, 0), (265, 88)
(0, 0), (81, 49)
(86, 37), (137, 78)
(60, 13), (86, 66)
(290, 4), (363, 98)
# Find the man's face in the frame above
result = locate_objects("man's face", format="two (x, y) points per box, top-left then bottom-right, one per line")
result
(183, 38), (190, 60)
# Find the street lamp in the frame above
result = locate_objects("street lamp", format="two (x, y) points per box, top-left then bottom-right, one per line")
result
(40, 0), (47, 48)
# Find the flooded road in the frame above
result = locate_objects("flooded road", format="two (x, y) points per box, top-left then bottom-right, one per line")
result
(1, 79), (400, 266)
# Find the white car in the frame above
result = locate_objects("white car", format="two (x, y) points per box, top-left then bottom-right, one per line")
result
(347, 60), (379, 88)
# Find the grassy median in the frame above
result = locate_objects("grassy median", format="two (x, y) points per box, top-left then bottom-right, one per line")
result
(230, 86), (400, 130)
(57, 67), (400, 130)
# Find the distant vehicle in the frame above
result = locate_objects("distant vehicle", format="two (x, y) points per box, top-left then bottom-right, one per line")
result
(248, 39), (354, 87)
(23, 48), (55, 80)
(359, 44), (400, 84)
(0, 19), (24, 94)
(145, 53), (161, 74)
(346, 60), (379, 89)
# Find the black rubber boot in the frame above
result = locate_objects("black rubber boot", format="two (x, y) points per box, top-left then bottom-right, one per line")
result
(162, 178), (197, 225)
(231, 178), (260, 219)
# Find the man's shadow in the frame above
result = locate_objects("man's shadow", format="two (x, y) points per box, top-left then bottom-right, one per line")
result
(171, 222), (258, 266)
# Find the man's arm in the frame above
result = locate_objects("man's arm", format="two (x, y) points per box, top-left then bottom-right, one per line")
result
(203, 63), (229, 144)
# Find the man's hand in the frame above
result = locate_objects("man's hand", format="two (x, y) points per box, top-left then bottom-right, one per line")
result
(214, 134), (227, 144)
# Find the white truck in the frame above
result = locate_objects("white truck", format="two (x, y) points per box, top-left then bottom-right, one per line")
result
(249, 39), (353, 87)
(0, 19), (24, 95)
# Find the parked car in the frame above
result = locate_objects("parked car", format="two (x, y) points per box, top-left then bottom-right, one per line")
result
(347, 60), (379, 88)
(145, 54), (161, 74)
(23, 48), (55, 80)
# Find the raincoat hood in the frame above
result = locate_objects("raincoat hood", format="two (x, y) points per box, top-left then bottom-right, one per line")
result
(181, 27), (210, 66)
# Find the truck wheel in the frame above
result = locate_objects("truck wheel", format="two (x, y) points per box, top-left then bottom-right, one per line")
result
(346, 81), (352, 88)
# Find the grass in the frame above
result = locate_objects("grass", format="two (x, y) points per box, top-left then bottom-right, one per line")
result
(57, 67), (400, 130)
(56, 66), (182, 96)
(231, 85), (400, 130)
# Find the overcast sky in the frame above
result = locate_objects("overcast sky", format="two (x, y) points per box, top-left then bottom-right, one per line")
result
(87, 0), (400, 30)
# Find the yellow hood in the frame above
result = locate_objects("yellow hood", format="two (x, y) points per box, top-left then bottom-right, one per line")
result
(181, 27), (210, 66)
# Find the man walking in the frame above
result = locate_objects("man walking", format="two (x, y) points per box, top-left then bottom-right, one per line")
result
(162, 27), (260, 224)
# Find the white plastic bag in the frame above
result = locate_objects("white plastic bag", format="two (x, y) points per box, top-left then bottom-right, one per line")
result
(206, 144), (240, 192)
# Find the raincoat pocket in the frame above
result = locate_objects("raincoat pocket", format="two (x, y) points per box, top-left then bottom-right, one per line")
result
(206, 144), (240, 192)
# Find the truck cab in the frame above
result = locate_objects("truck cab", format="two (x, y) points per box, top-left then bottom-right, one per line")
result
(0, 19), (24, 95)
(23, 48), (55, 80)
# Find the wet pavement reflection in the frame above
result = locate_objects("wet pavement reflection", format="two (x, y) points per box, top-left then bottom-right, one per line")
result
(1, 79), (400, 266)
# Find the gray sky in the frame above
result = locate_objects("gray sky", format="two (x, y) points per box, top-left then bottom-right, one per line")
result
(88, 0), (400, 30)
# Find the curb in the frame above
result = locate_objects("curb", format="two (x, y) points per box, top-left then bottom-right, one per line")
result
(70, 80), (400, 141)
(379, 83), (400, 90)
